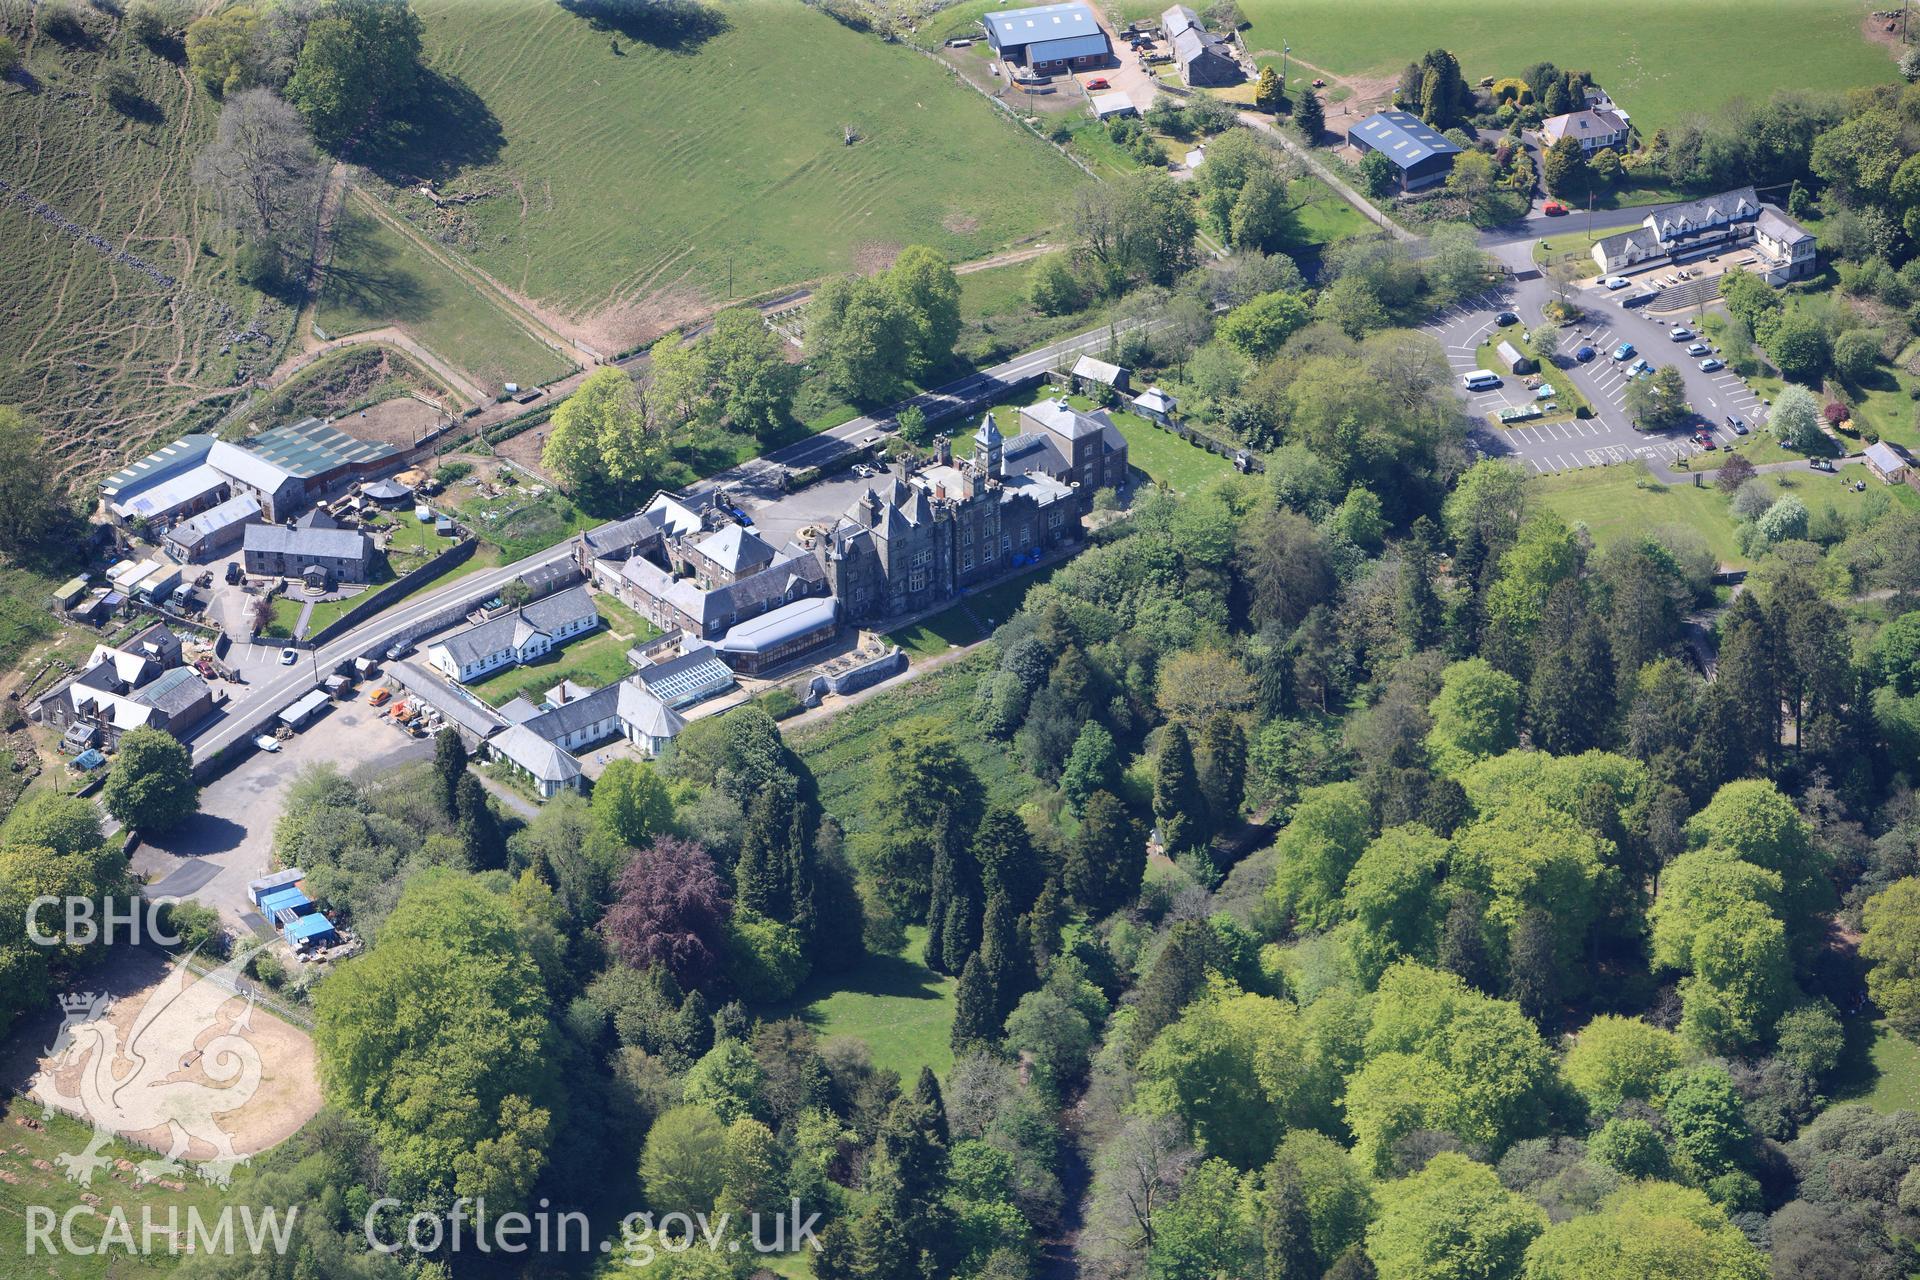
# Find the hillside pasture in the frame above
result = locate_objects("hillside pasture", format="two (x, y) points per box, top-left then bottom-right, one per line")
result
(0, 8), (294, 480)
(1109, 0), (1897, 135)
(404, 0), (1083, 348)
(316, 205), (574, 394)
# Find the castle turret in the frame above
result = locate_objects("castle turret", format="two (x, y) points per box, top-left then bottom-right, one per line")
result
(973, 413), (1003, 479)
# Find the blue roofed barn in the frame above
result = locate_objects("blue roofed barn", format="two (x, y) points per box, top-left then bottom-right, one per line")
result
(1346, 110), (1463, 191)
(982, 2), (1112, 73)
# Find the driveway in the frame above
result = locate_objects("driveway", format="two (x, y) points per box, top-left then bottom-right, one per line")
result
(135, 698), (434, 933)
(1427, 280), (1773, 478)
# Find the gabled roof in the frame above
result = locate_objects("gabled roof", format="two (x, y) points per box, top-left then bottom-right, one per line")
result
(643, 491), (706, 539)
(522, 681), (622, 743)
(208, 440), (298, 495)
(1652, 186), (1759, 239)
(582, 513), (662, 559)
(1865, 441), (1910, 473)
(431, 586), (596, 668)
(1756, 207), (1813, 246)
(111, 463), (229, 520)
(634, 644), (734, 706)
(1161, 4), (1201, 37)
(101, 435), (216, 501)
(617, 679), (687, 740)
(694, 524), (776, 575)
(1072, 355), (1128, 386)
(493, 724), (583, 785)
(166, 494), (260, 548)
(241, 416), (399, 478)
(984, 2), (1104, 47)
(243, 522), (371, 563)
(1021, 397), (1104, 441)
(1541, 108), (1628, 144)
(521, 584), (597, 632)
(1350, 110), (1463, 169)
(499, 696), (543, 725)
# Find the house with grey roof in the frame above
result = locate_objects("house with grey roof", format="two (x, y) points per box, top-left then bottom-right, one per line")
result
(1161, 5), (1239, 87)
(1590, 186), (1815, 284)
(32, 635), (212, 749)
(490, 724), (585, 798)
(616, 679), (687, 756)
(164, 494), (262, 561)
(425, 585), (600, 684)
(242, 522), (374, 585)
(682, 524), (777, 588)
(1070, 355), (1131, 396)
(518, 681), (624, 753)
(1541, 107), (1629, 152)
(1346, 110), (1462, 191)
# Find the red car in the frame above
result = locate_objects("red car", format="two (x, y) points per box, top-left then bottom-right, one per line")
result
(1543, 200), (1569, 216)
(1085, 76), (1110, 89)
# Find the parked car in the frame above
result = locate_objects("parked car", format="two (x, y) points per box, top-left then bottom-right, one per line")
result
(1698, 357), (1724, 372)
(255, 735), (282, 753)
(1727, 416), (1749, 435)
(1495, 310), (1518, 326)
(1084, 76), (1110, 89)
(1627, 358), (1652, 376)
(1697, 437), (1717, 450)
(1668, 326), (1692, 341)
(1612, 342), (1636, 360)
(1811, 457), (1836, 472)
(1543, 200), (1569, 216)
(368, 687), (392, 706)
(279, 647), (298, 666)
(1686, 342), (1710, 356)
(1574, 345), (1595, 362)
(1603, 276), (1630, 290)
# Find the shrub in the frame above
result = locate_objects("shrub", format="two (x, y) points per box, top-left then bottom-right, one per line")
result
(98, 66), (145, 115)
(755, 687), (803, 721)
(434, 461), (473, 486)
(162, 900), (228, 957)
(248, 948), (287, 988)
(41, 4), (89, 44)
(0, 36), (20, 77)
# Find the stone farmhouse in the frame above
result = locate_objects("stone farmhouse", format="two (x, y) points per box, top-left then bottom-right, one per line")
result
(31, 624), (212, 751)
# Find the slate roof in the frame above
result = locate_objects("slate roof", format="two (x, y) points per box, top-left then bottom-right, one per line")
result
(1541, 108), (1628, 145)
(582, 513), (662, 560)
(498, 696), (543, 725)
(1021, 397), (1104, 441)
(493, 723), (584, 786)
(243, 522), (371, 563)
(433, 586), (597, 668)
(1756, 207), (1813, 246)
(617, 679), (687, 740)
(694, 524), (776, 575)
(522, 681), (621, 744)
(1349, 110), (1463, 170)
(1072, 355), (1128, 386)
(1651, 186), (1760, 240)
(1003, 431), (1069, 477)
(521, 584), (596, 631)
(1161, 4), (1201, 37)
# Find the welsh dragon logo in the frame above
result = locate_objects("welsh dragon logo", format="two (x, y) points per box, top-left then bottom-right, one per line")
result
(33, 943), (267, 1188)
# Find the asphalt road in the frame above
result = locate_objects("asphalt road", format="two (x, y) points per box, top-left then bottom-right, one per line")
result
(188, 317), (1161, 763)
(1477, 202), (1675, 250)
(1427, 275), (1771, 477)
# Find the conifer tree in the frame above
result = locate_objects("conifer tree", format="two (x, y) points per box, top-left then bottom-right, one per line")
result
(1261, 1159), (1319, 1280)
(1197, 713), (1248, 823)
(456, 772), (506, 872)
(433, 727), (467, 819)
(951, 954), (999, 1055)
(1294, 87), (1325, 140)
(1154, 723), (1205, 855)
(979, 889), (1025, 1015)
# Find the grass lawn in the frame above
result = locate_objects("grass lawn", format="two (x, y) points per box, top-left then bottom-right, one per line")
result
(885, 562), (1056, 657)
(1855, 1023), (1920, 1113)
(1475, 322), (1595, 425)
(789, 650), (1042, 837)
(409, 0), (1083, 323)
(1287, 175), (1373, 249)
(774, 926), (957, 1082)
(1064, 118), (1147, 180)
(984, 389), (1235, 493)
(259, 595), (305, 640)
(1537, 461), (1919, 568)
(464, 624), (638, 707)
(0, 1100), (245, 1280)
(1109, 0), (1897, 136)
(317, 204), (574, 395)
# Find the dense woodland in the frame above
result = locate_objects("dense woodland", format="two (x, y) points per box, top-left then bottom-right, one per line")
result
(9, 6), (1920, 1280)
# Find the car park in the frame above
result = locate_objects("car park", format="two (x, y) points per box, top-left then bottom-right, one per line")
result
(1603, 277), (1630, 290)
(1668, 326), (1692, 341)
(1727, 416), (1749, 435)
(1698, 357), (1724, 372)
(1687, 342), (1710, 356)
(1612, 342), (1635, 360)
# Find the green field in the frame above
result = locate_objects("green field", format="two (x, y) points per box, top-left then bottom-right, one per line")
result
(317, 204), (574, 394)
(1108, 0), (1897, 135)
(1536, 460), (1918, 567)
(1854, 1023), (1920, 1113)
(407, 0), (1083, 329)
(775, 926), (958, 1081)
(1287, 175), (1373, 249)
(0, 12), (293, 480)
(0, 1098), (248, 1280)
(984, 391), (1234, 493)
(790, 650), (1042, 836)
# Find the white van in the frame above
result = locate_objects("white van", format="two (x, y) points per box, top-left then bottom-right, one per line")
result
(1461, 370), (1501, 391)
